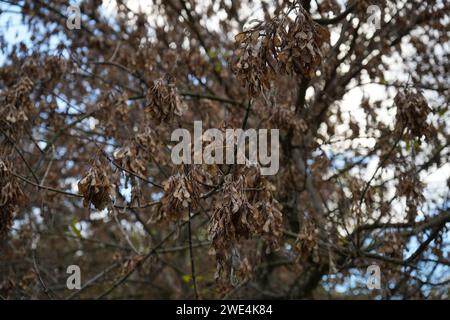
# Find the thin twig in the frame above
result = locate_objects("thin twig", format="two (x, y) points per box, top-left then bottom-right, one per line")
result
(187, 203), (199, 299)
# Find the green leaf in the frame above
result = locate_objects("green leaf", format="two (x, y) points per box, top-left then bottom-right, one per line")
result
(414, 140), (422, 153)
(437, 107), (448, 117)
(206, 48), (218, 59)
(70, 218), (82, 238)
(182, 274), (192, 283)
(214, 61), (222, 73)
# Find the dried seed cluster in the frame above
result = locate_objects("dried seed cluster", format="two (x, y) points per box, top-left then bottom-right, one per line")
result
(394, 89), (433, 139)
(0, 160), (24, 238)
(156, 168), (201, 222)
(145, 79), (187, 123)
(379, 232), (405, 260)
(114, 128), (159, 178)
(259, 104), (308, 134)
(231, 6), (329, 96)
(0, 76), (34, 138)
(78, 165), (112, 210)
(97, 94), (130, 135)
(294, 219), (320, 264)
(209, 169), (283, 286)
(245, 169), (283, 250)
(396, 175), (425, 222)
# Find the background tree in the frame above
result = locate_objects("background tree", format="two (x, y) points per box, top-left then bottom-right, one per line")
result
(0, 0), (449, 299)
